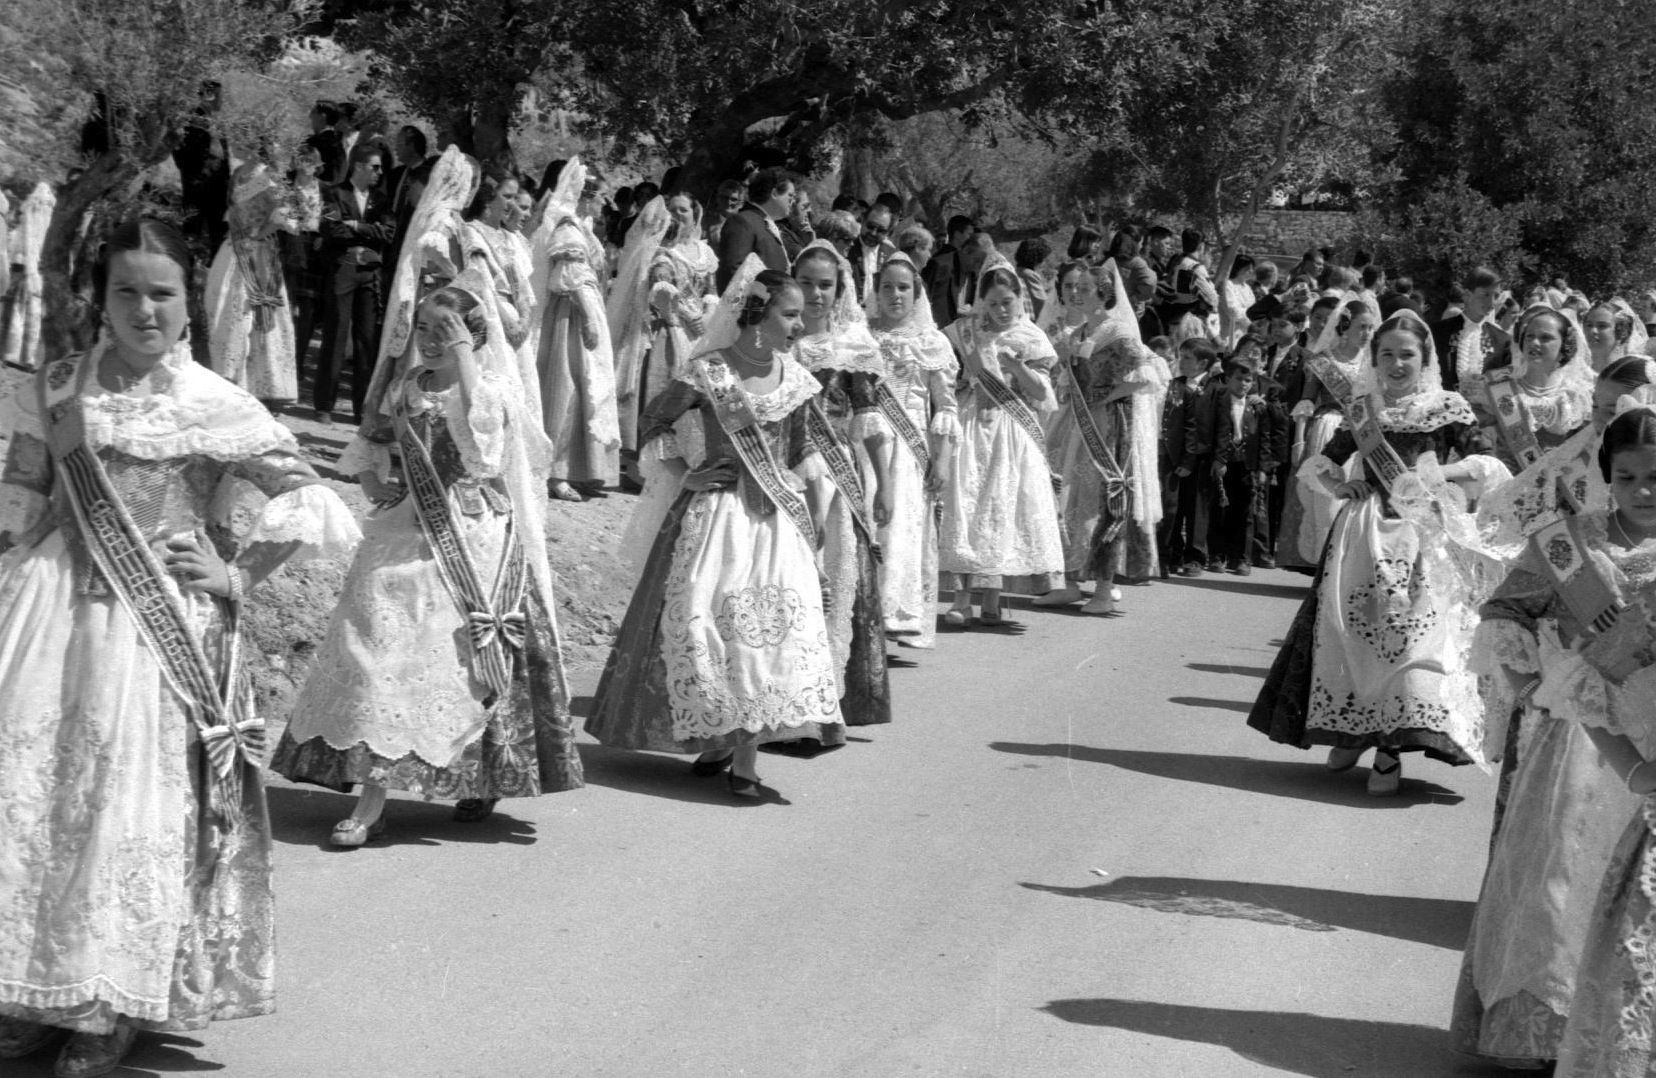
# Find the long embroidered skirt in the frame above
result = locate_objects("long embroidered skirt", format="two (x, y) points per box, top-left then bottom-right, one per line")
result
(1248, 496), (1480, 764)
(0, 531), (273, 1034)
(939, 394), (1064, 594)
(872, 424), (940, 648)
(271, 495), (582, 799)
(537, 294), (619, 484)
(1450, 712), (1640, 1066)
(587, 486), (841, 752)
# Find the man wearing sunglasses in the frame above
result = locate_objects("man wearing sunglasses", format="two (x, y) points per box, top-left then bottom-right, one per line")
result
(849, 203), (897, 302)
(316, 144), (395, 424)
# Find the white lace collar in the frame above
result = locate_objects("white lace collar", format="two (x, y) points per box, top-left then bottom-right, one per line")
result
(686, 351), (820, 422)
(796, 322), (883, 375)
(1368, 388), (1476, 432)
(70, 340), (297, 462)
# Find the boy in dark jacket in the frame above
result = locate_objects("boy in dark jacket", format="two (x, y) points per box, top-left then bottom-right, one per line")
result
(1208, 354), (1282, 575)
(1159, 338), (1218, 575)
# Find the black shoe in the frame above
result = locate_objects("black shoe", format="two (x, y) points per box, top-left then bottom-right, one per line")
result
(690, 752), (734, 777)
(1178, 563), (1203, 577)
(1254, 557), (1277, 570)
(1234, 563), (1253, 576)
(314, 410), (334, 426)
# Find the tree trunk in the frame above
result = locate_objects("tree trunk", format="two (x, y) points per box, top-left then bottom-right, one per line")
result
(40, 153), (142, 359)
(471, 93), (517, 178)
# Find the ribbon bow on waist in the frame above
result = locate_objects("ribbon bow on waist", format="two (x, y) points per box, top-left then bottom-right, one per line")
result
(468, 609), (528, 652)
(200, 717), (269, 775)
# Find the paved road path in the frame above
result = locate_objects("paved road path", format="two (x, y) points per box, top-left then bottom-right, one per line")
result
(23, 568), (1508, 1078)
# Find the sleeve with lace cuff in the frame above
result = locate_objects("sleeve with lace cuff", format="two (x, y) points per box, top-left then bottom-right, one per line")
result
(241, 482), (362, 564)
(793, 451), (831, 483)
(1289, 399), (1316, 421)
(1456, 453), (1512, 503)
(929, 409), (963, 441)
(1296, 453), (1343, 487)
(336, 433), (395, 482)
(449, 373), (510, 477)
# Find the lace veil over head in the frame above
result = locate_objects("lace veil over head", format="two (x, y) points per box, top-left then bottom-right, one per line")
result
(1372, 308), (1447, 394)
(791, 239), (881, 374)
(692, 253), (769, 361)
(1509, 301), (1595, 400)
(864, 251), (938, 334)
(363, 146), (479, 422)
(607, 195), (671, 397)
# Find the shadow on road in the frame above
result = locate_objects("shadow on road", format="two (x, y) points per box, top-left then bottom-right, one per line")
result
(1186, 662), (1272, 679)
(575, 743), (793, 806)
(264, 784), (538, 848)
(1168, 695), (1253, 714)
(1021, 876), (1473, 949)
(1038, 998), (1499, 1077)
(1164, 576), (1310, 601)
(987, 742), (1464, 807)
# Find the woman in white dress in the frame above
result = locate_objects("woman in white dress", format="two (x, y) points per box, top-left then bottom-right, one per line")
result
(272, 148), (580, 843)
(1037, 258), (1167, 613)
(866, 254), (959, 649)
(0, 219), (358, 1076)
(530, 156), (620, 501)
(609, 194), (718, 489)
(1451, 363), (1656, 1068)
(586, 258), (841, 801)
(1248, 311), (1509, 794)
(939, 254), (1065, 626)
(205, 156), (299, 403)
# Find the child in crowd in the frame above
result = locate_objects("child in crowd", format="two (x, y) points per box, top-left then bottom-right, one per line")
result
(1160, 337), (1218, 575)
(1207, 354), (1280, 574)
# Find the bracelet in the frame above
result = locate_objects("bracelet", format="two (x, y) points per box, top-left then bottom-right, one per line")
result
(442, 338), (474, 351)
(226, 563), (245, 606)
(1628, 760), (1656, 793)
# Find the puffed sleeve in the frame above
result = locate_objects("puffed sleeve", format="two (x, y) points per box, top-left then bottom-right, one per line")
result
(544, 221), (597, 293)
(225, 448), (361, 582)
(638, 379), (702, 462)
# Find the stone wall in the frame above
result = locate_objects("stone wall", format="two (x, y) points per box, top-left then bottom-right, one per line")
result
(1236, 208), (1356, 258)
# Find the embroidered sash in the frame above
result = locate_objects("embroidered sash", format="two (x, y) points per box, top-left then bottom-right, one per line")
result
(1483, 371), (1544, 470)
(975, 367), (1046, 451)
(1529, 516), (1655, 683)
(1067, 366), (1132, 539)
(696, 357), (817, 545)
(397, 415), (528, 699)
(227, 192), (286, 332)
(1341, 392), (1415, 494)
(802, 399), (881, 562)
(1306, 354), (1360, 411)
(875, 381), (930, 472)
(40, 356), (260, 824)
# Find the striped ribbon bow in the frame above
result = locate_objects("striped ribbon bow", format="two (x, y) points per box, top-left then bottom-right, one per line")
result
(468, 609), (528, 652)
(200, 716), (269, 776)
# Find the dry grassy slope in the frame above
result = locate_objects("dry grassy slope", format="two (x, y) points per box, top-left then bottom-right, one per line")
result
(243, 409), (633, 723)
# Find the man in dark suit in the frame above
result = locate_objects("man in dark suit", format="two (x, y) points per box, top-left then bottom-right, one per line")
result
(922, 215), (974, 326)
(1430, 265), (1504, 393)
(1207, 354), (1281, 574)
(315, 144), (395, 423)
(304, 101), (344, 191)
(715, 168), (796, 291)
(848, 203), (897, 302)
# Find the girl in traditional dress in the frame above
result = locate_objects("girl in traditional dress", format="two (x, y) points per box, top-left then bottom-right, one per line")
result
(272, 150), (581, 843)
(462, 172), (538, 384)
(867, 254), (958, 649)
(531, 156), (620, 501)
(1280, 296), (1376, 570)
(1038, 261), (1102, 441)
(1583, 300), (1649, 373)
(205, 153), (300, 403)
(939, 255), (1065, 626)
(587, 258), (841, 801)
(1488, 404), (1656, 1078)
(1247, 311), (1508, 795)
(792, 239), (891, 727)
(1036, 259), (1166, 613)
(0, 219), (359, 1076)
(608, 194), (718, 490)
(1466, 305), (1593, 474)
(1451, 364), (1656, 1070)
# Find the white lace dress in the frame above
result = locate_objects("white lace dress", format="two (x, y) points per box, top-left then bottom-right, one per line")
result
(1522, 524), (1656, 1078)
(939, 318), (1065, 592)
(0, 344), (357, 1034)
(870, 321), (959, 647)
(272, 371), (582, 800)
(1450, 526), (1645, 1066)
(586, 356), (842, 751)
(205, 164), (298, 402)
